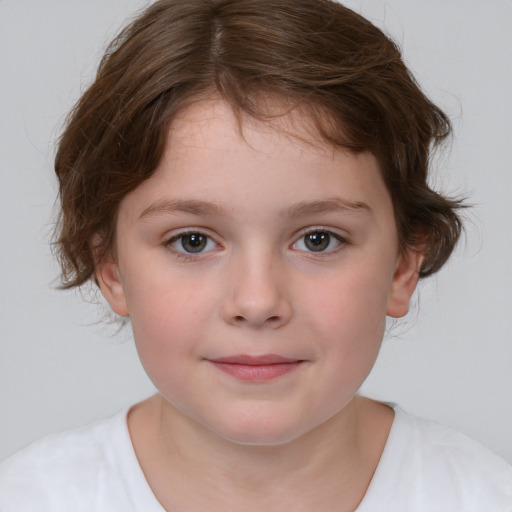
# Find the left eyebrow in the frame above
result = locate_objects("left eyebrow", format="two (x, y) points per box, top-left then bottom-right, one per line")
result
(285, 198), (372, 218)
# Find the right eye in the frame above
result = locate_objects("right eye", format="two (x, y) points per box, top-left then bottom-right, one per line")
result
(166, 232), (218, 254)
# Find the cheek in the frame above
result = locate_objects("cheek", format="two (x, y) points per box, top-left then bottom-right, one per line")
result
(309, 266), (391, 358)
(313, 274), (389, 406)
(123, 270), (216, 372)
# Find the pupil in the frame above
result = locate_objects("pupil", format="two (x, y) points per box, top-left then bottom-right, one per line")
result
(182, 233), (206, 253)
(305, 232), (330, 251)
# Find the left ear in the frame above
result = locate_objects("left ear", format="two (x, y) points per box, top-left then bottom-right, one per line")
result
(386, 248), (423, 318)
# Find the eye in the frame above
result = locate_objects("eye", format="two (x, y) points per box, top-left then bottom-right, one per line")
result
(292, 230), (344, 253)
(167, 232), (218, 254)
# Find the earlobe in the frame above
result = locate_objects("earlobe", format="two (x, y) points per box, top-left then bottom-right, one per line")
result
(386, 249), (423, 318)
(96, 260), (129, 317)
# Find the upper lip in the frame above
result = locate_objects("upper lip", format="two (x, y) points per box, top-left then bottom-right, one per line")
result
(208, 354), (301, 365)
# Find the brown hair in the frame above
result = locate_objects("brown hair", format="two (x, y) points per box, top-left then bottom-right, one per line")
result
(54, 0), (464, 289)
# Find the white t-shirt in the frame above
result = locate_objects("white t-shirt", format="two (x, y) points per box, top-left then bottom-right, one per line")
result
(0, 405), (511, 511)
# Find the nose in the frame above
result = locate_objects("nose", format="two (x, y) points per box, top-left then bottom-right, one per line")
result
(221, 250), (292, 329)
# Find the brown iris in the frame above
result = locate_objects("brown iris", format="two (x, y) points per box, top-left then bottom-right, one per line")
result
(304, 232), (331, 252)
(180, 233), (208, 253)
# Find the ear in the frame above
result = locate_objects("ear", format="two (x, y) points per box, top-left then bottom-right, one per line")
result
(96, 259), (129, 317)
(386, 248), (423, 318)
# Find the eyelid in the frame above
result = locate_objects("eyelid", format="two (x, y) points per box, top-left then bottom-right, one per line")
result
(291, 227), (350, 253)
(163, 227), (218, 242)
(292, 225), (349, 241)
(163, 228), (222, 258)
(161, 226), (350, 258)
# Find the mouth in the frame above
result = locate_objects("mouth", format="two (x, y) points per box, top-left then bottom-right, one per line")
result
(207, 354), (304, 382)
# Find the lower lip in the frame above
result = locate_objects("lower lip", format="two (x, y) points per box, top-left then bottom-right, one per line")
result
(209, 361), (302, 382)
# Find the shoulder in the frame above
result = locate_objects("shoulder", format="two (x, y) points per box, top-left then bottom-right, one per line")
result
(359, 405), (512, 511)
(402, 409), (512, 483)
(0, 409), (133, 512)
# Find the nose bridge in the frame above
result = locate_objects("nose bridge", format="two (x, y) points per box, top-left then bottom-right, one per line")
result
(223, 242), (291, 328)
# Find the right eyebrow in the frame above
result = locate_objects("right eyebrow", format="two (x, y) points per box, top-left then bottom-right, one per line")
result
(138, 199), (230, 219)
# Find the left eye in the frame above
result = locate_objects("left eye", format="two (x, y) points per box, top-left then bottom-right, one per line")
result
(292, 231), (343, 253)
(168, 232), (217, 254)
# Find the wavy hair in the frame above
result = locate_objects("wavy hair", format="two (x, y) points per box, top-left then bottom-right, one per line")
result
(54, 0), (465, 288)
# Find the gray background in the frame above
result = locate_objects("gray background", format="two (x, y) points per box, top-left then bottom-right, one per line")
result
(1, 0), (511, 463)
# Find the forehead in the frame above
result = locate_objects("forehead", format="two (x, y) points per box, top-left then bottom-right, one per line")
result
(169, 97), (337, 160)
(118, 97), (393, 227)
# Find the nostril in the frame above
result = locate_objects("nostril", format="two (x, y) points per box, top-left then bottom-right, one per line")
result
(232, 314), (281, 324)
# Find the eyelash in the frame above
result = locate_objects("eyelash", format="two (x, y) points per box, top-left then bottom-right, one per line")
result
(291, 228), (349, 255)
(163, 228), (350, 261)
(163, 230), (220, 261)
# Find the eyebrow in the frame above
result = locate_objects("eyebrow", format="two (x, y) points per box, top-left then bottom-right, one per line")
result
(138, 197), (372, 220)
(285, 198), (372, 217)
(139, 199), (229, 219)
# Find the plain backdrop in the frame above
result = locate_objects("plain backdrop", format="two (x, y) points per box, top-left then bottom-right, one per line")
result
(1, 0), (511, 464)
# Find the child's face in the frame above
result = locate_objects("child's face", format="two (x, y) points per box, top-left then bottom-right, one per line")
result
(98, 99), (419, 445)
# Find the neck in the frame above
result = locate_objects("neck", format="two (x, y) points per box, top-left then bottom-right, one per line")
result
(128, 394), (393, 512)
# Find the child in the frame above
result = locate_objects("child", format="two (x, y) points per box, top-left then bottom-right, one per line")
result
(1, 0), (511, 510)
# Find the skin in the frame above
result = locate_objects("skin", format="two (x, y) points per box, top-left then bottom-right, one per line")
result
(97, 99), (421, 511)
